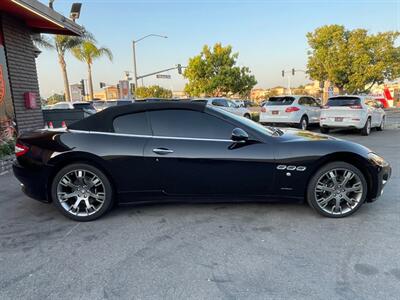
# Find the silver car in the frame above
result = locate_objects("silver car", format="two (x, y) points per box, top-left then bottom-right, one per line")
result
(259, 95), (321, 130)
(192, 98), (252, 119)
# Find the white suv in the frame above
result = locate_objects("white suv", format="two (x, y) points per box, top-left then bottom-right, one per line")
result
(320, 95), (385, 136)
(259, 95), (321, 130)
(192, 98), (252, 119)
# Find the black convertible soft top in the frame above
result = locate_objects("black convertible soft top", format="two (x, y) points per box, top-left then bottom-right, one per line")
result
(68, 101), (206, 132)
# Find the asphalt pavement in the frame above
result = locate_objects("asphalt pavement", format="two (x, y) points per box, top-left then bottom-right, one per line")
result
(0, 128), (399, 300)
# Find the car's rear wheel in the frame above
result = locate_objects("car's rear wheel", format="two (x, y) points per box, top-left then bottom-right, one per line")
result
(377, 116), (385, 131)
(361, 118), (371, 136)
(51, 163), (113, 221)
(299, 116), (308, 130)
(244, 113), (251, 119)
(320, 127), (330, 134)
(307, 162), (367, 218)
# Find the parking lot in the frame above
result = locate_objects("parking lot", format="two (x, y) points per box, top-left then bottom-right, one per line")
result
(0, 128), (399, 300)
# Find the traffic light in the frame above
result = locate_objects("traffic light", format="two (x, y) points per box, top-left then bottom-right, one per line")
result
(100, 82), (106, 88)
(80, 79), (85, 96)
(292, 68), (295, 76)
(281, 70), (285, 77)
(177, 64), (182, 75)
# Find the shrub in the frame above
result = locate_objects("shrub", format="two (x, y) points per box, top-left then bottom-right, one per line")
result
(0, 139), (15, 158)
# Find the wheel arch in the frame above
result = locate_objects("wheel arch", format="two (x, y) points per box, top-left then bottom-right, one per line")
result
(305, 152), (373, 200)
(46, 152), (117, 203)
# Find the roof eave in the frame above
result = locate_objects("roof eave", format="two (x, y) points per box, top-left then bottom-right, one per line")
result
(12, 0), (83, 36)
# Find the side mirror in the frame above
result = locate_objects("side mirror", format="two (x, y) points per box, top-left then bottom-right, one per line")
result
(231, 128), (249, 143)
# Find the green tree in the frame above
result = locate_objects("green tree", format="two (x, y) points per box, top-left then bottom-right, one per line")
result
(46, 93), (65, 105)
(33, 32), (93, 101)
(183, 43), (257, 97)
(307, 25), (400, 94)
(72, 41), (113, 100)
(135, 85), (173, 99)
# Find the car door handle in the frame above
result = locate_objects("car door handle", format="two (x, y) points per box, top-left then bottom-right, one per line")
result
(153, 148), (174, 155)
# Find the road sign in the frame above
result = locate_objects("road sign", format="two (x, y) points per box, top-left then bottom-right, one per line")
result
(156, 74), (171, 79)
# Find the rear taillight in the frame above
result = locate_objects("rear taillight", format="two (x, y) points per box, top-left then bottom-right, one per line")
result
(261, 107), (267, 113)
(350, 105), (362, 109)
(285, 106), (300, 113)
(15, 143), (29, 157)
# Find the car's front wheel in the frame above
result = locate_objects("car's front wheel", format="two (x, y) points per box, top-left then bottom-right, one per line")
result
(51, 163), (113, 221)
(307, 162), (367, 218)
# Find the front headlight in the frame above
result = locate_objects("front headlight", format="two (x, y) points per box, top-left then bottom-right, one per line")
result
(368, 152), (389, 167)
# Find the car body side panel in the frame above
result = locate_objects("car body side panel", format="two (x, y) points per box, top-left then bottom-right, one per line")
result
(144, 138), (276, 197)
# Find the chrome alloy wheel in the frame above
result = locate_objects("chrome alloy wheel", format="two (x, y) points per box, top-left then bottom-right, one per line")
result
(314, 168), (364, 215)
(56, 169), (106, 217)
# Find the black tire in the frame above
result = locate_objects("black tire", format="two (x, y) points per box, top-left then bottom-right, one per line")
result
(51, 163), (113, 221)
(244, 113), (251, 119)
(299, 116), (309, 130)
(377, 117), (385, 131)
(361, 118), (371, 136)
(307, 162), (367, 218)
(320, 127), (330, 134)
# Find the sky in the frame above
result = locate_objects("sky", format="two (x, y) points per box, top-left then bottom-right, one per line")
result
(36, 0), (400, 97)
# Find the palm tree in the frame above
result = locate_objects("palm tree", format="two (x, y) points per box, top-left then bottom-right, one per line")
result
(71, 41), (113, 100)
(33, 33), (92, 101)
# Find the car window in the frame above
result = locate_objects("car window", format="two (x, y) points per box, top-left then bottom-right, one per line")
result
(298, 97), (309, 106)
(365, 99), (376, 108)
(265, 96), (295, 106)
(227, 100), (237, 108)
(211, 99), (228, 107)
(327, 97), (361, 107)
(374, 100), (383, 109)
(310, 98), (320, 107)
(113, 112), (151, 135)
(149, 109), (236, 139)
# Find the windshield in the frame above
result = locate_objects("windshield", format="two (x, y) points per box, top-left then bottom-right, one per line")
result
(73, 103), (95, 110)
(327, 97), (361, 107)
(264, 96), (295, 106)
(210, 107), (276, 136)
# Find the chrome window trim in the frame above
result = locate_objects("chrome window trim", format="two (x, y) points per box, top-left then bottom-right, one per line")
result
(68, 129), (233, 142)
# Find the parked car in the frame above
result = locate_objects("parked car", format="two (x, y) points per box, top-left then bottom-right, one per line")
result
(232, 99), (245, 107)
(51, 101), (97, 115)
(92, 99), (134, 112)
(192, 98), (252, 119)
(320, 95), (385, 136)
(13, 101), (391, 221)
(260, 95), (321, 130)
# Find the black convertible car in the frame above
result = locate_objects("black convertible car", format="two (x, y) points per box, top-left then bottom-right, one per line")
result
(13, 101), (391, 221)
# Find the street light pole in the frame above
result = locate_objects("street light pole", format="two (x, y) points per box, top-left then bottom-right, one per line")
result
(132, 40), (138, 91)
(132, 34), (168, 92)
